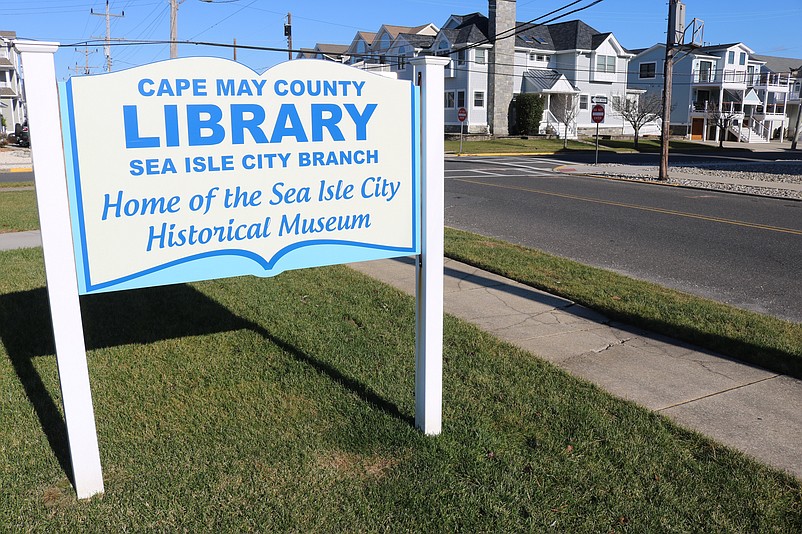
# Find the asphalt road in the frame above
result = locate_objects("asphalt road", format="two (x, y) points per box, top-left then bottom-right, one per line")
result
(445, 156), (802, 323)
(0, 170), (33, 183)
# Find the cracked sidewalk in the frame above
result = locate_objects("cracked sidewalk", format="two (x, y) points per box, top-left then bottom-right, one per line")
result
(349, 256), (802, 480)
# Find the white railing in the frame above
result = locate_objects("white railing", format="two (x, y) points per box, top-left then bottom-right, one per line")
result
(734, 119), (770, 143)
(749, 73), (791, 88)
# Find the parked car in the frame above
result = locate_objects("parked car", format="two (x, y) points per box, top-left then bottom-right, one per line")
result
(14, 121), (29, 147)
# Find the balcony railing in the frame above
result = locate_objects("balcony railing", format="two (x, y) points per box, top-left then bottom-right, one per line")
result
(691, 100), (743, 114)
(692, 69), (751, 84)
(754, 103), (786, 115)
(748, 73), (791, 88)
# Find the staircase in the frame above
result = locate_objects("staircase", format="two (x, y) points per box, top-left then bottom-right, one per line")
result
(729, 119), (770, 143)
(540, 109), (577, 139)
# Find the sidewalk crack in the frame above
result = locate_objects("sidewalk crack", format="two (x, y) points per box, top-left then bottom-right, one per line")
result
(656, 375), (780, 412)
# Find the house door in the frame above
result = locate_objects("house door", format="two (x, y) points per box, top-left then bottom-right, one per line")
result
(691, 118), (704, 140)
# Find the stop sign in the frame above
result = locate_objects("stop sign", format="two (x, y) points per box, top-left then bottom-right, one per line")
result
(591, 104), (605, 124)
(457, 107), (468, 122)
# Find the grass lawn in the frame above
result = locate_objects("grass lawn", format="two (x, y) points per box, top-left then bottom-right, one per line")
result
(445, 137), (606, 154)
(0, 188), (39, 233)
(595, 138), (751, 153)
(445, 228), (802, 379)
(0, 180), (34, 188)
(1, 247), (800, 530)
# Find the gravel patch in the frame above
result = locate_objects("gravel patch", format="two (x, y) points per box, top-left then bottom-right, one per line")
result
(594, 160), (802, 200)
(0, 146), (32, 167)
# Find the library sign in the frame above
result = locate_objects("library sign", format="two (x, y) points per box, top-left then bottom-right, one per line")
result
(18, 40), (446, 500)
(60, 57), (420, 294)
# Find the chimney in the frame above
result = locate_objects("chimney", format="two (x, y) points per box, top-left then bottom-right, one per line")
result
(488, 0), (516, 137)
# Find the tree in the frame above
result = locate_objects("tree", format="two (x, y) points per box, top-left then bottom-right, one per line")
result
(610, 93), (663, 149)
(705, 102), (741, 148)
(514, 93), (545, 135)
(551, 94), (578, 148)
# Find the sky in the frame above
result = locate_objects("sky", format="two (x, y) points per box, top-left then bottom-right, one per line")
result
(3, 0), (802, 79)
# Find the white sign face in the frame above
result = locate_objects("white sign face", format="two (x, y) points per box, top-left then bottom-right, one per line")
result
(60, 58), (420, 294)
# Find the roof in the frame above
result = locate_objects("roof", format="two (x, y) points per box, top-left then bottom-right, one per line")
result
(397, 33), (436, 49)
(446, 13), (489, 45)
(316, 43), (349, 55)
(698, 42), (754, 54)
(0, 30), (17, 40)
(357, 32), (377, 45)
(522, 69), (578, 93)
(513, 19), (612, 52)
(0, 87), (17, 97)
(752, 54), (802, 74)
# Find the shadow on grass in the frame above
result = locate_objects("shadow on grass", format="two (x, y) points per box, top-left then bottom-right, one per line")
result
(433, 255), (802, 380)
(0, 283), (411, 487)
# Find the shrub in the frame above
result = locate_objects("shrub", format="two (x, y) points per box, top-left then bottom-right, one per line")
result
(514, 93), (545, 135)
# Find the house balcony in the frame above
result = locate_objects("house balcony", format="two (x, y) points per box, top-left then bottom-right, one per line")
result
(751, 103), (787, 118)
(690, 100), (744, 116)
(748, 72), (791, 91)
(692, 69), (748, 87)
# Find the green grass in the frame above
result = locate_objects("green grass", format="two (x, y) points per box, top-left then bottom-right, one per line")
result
(0, 188), (39, 233)
(595, 138), (751, 153)
(445, 137), (605, 154)
(445, 227), (802, 379)
(0, 180), (33, 189)
(1, 247), (800, 530)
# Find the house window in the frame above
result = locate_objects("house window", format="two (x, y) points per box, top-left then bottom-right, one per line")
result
(397, 54), (407, 69)
(739, 52), (747, 65)
(473, 91), (485, 108)
(475, 49), (486, 65)
(457, 49), (466, 66)
(437, 41), (450, 56)
(596, 55), (616, 73)
(457, 90), (465, 108)
(579, 94), (589, 110)
(728, 51), (735, 63)
(529, 52), (536, 61)
(444, 91), (455, 109)
(639, 62), (656, 79)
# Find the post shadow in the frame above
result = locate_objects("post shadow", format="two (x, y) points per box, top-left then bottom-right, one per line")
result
(0, 282), (412, 486)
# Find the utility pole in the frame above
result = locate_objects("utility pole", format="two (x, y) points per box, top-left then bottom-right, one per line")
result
(91, 0), (124, 72)
(233, 38), (237, 61)
(285, 13), (292, 60)
(72, 46), (99, 75)
(169, 0), (186, 59)
(659, 0), (685, 181)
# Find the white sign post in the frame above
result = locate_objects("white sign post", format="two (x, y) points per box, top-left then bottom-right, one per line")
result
(412, 56), (448, 435)
(14, 40), (105, 499)
(15, 45), (447, 498)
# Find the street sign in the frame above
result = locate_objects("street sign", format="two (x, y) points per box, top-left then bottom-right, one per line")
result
(457, 107), (467, 122)
(591, 104), (605, 124)
(591, 96), (608, 104)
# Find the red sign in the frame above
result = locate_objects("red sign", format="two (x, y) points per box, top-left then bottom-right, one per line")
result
(457, 107), (468, 122)
(591, 104), (605, 124)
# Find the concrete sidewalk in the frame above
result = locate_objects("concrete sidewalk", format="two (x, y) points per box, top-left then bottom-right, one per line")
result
(350, 257), (802, 480)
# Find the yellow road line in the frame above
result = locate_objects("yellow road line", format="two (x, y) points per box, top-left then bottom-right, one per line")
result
(454, 178), (802, 236)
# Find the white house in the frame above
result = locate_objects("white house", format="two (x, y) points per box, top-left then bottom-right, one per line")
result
(629, 42), (800, 143)
(0, 30), (25, 133)
(298, 0), (641, 138)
